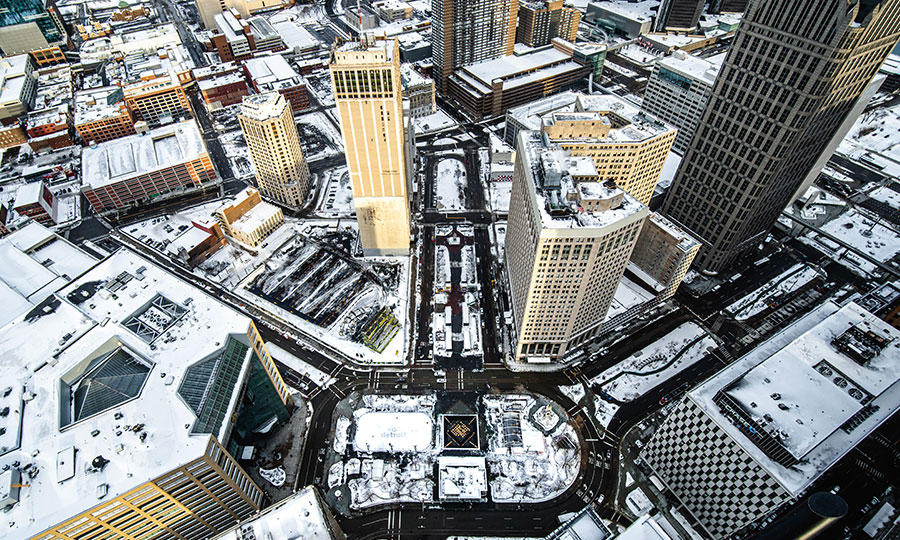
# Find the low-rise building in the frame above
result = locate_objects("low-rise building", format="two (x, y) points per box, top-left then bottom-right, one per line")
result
(243, 54), (310, 113)
(12, 181), (57, 224)
(400, 64), (435, 117)
(81, 120), (217, 213)
(373, 0), (415, 21)
(446, 40), (592, 120)
(26, 104), (72, 150)
(628, 212), (699, 302)
(215, 187), (285, 247)
(641, 50), (725, 154)
(0, 121), (26, 148)
(586, 0), (655, 37)
(0, 248), (293, 540)
(207, 8), (285, 62)
(0, 54), (37, 121)
(123, 74), (192, 127)
(74, 86), (136, 145)
(198, 73), (249, 110)
(212, 486), (346, 540)
(641, 301), (900, 539)
(541, 93), (677, 205)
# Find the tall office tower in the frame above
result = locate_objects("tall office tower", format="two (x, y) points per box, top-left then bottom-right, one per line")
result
(710, 0), (749, 13)
(431, 0), (519, 93)
(541, 94), (677, 205)
(516, 0), (580, 47)
(641, 301), (900, 538)
(238, 92), (310, 208)
(655, 0), (705, 32)
(330, 37), (411, 256)
(506, 131), (648, 367)
(629, 213), (700, 302)
(662, 0), (900, 274)
(0, 0), (66, 55)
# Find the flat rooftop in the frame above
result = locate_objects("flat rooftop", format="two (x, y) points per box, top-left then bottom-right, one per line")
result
(0, 250), (254, 539)
(0, 222), (97, 328)
(692, 301), (900, 494)
(656, 51), (725, 83)
(213, 487), (334, 539)
(81, 120), (207, 189)
(463, 47), (571, 85)
(518, 130), (648, 230)
(0, 55), (31, 105)
(74, 86), (128, 125)
(569, 93), (676, 140)
(244, 54), (303, 86)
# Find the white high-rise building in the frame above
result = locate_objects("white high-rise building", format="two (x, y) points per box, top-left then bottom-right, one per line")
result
(505, 130), (648, 367)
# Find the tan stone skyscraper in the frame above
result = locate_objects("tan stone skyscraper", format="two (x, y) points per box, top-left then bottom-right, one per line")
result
(506, 131), (648, 368)
(238, 92), (310, 208)
(330, 37), (410, 256)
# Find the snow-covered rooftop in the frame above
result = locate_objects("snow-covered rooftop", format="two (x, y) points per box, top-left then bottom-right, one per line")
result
(74, 86), (128, 125)
(590, 0), (659, 23)
(271, 20), (323, 51)
(691, 302), (900, 494)
(0, 250), (255, 539)
(81, 120), (207, 189)
(212, 486), (337, 540)
(232, 201), (283, 236)
(0, 223), (96, 328)
(517, 130), (648, 230)
(244, 54), (304, 87)
(571, 93), (675, 140)
(656, 50), (725, 84)
(0, 55), (31, 105)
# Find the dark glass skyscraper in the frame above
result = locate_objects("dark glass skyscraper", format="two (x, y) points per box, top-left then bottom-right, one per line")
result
(662, 0), (900, 273)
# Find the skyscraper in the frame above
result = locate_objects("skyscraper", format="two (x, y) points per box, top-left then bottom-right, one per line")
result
(655, 0), (705, 32)
(238, 92), (310, 208)
(506, 131), (648, 367)
(431, 0), (519, 93)
(662, 0), (900, 273)
(330, 37), (410, 256)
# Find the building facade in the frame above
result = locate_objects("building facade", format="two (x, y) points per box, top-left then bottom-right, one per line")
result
(81, 121), (217, 213)
(0, 54), (37, 121)
(400, 64), (436, 117)
(431, 0), (518, 93)
(662, 0), (900, 273)
(12, 181), (56, 224)
(74, 86), (136, 145)
(641, 302), (900, 538)
(506, 130), (648, 367)
(123, 75), (192, 128)
(541, 94), (676, 205)
(215, 186), (285, 246)
(447, 40), (592, 120)
(330, 37), (410, 256)
(655, 0), (705, 32)
(628, 212), (699, 301)
(516, 0), (580, 47)
(641, 51), (724, 154)
(238, 92), (310, 208)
